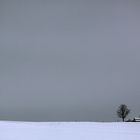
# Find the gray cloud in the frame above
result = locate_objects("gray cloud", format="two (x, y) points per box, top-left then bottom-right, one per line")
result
(0, 0), (140, 121)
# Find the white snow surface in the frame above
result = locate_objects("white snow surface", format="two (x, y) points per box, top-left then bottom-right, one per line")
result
(0, 121), (140, 140)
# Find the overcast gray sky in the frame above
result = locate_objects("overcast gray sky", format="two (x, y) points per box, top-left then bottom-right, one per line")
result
(0, 0), (140, 121)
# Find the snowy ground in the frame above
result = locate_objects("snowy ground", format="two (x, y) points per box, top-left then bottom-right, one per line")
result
(0, 121), (140, 140)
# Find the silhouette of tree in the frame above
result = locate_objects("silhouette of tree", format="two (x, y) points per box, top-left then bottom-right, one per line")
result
(117, 104), (130, 122)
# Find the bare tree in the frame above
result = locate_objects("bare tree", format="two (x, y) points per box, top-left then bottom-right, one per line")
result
(117, 104), (130, 122)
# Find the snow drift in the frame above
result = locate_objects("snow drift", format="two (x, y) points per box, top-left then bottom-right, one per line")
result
(0, 121), (140, 140)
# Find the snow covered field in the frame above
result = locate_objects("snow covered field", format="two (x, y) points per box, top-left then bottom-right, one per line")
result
(0, 121), (140, 140)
